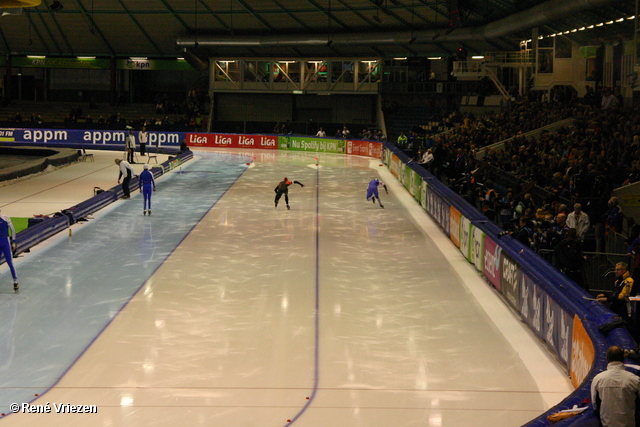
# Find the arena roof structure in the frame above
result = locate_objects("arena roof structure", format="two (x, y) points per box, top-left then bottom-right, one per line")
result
(0, 0), (635, 60)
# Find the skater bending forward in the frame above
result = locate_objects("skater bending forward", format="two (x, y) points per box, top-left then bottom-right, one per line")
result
(366, 178), (388, 208)
(275, 177), (304, 210)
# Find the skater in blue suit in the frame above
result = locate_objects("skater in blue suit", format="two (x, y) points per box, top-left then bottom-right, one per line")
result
(139, 164), (156, 215)
(0, 212), (18, 292)
(366, 178), (388, 208)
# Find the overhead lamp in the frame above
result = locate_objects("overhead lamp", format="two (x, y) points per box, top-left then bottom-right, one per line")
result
(471, 56), (484, 59)
(1, 8), (23, 16)
(50, 1), (63, 12)
(427, 56), (442, 60)
(77, 56), (96, 59)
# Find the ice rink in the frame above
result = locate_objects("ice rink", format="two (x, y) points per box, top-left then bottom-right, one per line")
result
(0, 148), (573, 426)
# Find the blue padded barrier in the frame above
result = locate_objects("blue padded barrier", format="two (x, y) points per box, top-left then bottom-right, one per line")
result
(11, 215), (69, 257)
(7, 150), (192, 261)
(380, 142), (635, 427)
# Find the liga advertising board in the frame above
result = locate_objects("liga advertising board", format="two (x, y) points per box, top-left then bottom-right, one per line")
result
(0, 128), (184, 146)
(186, 133), (278, 149)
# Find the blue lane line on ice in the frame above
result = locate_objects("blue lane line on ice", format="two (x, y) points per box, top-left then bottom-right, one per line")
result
(0, 151), (250, 417)
(286, 162), (321, 426)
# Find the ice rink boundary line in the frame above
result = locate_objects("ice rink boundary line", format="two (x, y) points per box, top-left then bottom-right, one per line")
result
(12, 154), (252, 414)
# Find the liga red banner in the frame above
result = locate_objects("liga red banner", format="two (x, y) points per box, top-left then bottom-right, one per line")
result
(345, 140), (383, 158)
(186, 133), (278, 149)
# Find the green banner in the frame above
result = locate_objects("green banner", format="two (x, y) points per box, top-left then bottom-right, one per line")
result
(278, 136), (344, 153)
(116, 59), (194, 71)
(411, 170), (422, 204)
(578, 46), (598, 59)
(12, 57), (109, 69)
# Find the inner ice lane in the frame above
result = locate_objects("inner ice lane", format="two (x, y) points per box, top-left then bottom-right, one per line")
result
(0, 152), (249, 414)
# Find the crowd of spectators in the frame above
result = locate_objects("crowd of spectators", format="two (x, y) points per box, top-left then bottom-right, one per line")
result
(403, 87), (640, 289)
(6, 105), (206, 131)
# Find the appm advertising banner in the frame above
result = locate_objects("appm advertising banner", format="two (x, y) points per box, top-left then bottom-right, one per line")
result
(0, 128), (183, 146)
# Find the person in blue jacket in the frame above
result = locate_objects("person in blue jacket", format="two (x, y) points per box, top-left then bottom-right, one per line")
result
(139, 164), (156, 215)
(0, 212), (18, 292)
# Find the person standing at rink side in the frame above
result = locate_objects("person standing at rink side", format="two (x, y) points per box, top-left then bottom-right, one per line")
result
(591, 345), (640, 427)
(125, 128), (136, 163)
(366, 178), (388, 208)
(139, 164), (156, 215)
(0, 212), (18, 292)
(138, 126), (148, 156)
(115, 158), (134, 199)
(274, 177), (304, 210)
(597, 262), (634, 324)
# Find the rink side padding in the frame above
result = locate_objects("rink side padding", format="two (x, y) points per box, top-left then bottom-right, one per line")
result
(381, 142), (635, 427)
